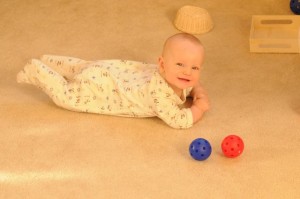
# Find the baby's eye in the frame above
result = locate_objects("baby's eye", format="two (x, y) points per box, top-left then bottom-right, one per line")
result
(176, 63), (184, 67)
(192, 66), (200, 70)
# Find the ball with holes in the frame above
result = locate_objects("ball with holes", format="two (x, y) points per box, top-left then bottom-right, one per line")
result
(189, 138), (212, 161)
(221, 135), (244, 158)
(290, 0), (300, 15)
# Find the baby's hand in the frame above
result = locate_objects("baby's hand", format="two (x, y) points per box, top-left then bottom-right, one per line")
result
(192, 86), (207, 100)
(190, 94), (210, 124)
(193, 96), (210, 112)
(191, 85), (209, 111)
(190, 84), (210, 123)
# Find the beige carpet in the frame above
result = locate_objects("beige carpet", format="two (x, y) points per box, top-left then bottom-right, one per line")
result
(1, 0), (299, 198)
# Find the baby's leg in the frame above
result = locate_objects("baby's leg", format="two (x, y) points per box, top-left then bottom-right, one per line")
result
(40, 55), (92, 80)
(17, 59), (78, 110)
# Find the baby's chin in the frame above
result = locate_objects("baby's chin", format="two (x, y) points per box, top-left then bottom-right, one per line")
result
(176, 80), (196, 89)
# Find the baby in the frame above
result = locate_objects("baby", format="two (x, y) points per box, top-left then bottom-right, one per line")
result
(17, 33), (210, 129)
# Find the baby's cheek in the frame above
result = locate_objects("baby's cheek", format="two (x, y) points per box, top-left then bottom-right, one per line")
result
(192, 74), (200, 82)
(191, 81), (198, 87)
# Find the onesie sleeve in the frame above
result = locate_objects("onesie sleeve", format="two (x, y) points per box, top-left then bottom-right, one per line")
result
(150, 90), (194, 129)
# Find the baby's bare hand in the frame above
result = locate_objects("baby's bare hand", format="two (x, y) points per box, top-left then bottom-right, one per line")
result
(192, 85), (208, 100)
(193, 97), (210, 112)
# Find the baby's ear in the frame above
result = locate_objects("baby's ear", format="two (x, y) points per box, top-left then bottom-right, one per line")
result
(158, 56), (164, 72)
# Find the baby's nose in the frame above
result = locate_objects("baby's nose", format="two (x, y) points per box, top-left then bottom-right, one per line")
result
(183, 67), (192, 75)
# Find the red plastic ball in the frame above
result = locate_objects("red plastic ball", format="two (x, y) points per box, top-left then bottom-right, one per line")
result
(221, 135), (244, 158)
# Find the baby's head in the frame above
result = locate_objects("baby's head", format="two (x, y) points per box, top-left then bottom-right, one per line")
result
(158, 33), (205, 94)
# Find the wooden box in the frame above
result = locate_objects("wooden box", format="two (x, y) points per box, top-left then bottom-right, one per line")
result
(250, 15), (300, 53)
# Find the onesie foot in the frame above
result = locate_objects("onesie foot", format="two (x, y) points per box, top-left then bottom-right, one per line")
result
(16, 59), (39, 84)
(16, 69), (30, 83)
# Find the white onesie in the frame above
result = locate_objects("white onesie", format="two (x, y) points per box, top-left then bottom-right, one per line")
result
(17, 55), (194, 129)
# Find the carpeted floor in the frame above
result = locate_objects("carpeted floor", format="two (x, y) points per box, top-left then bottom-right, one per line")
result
(0, 0), (299, 198)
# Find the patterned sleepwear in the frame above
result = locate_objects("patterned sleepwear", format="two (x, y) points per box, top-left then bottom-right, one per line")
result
(17, 55), (194, 129)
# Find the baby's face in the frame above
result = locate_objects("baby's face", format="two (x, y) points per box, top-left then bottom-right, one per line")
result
(159, 40), (204, 93)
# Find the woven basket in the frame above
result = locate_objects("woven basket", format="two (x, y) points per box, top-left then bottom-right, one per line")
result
(174, 6), (214, 34)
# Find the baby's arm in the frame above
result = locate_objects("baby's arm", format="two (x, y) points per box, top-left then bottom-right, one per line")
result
(189, 83), (210, 123)
(150, 82), (209, 128)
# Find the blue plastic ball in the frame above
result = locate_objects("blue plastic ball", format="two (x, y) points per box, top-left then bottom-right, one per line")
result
(189, 138), (212, 161)
(290, 0), (300, 15)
